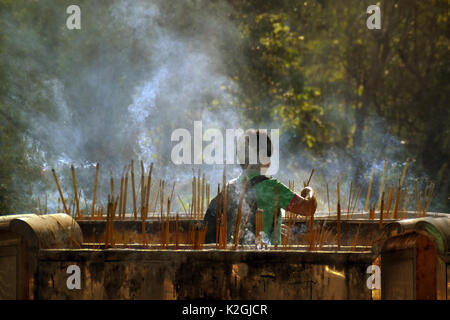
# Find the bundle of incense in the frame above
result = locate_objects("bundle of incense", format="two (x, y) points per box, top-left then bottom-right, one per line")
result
(379, 191), (385, 230)
(385, 185), (394, 218)
(377, 160), (388, 210)
(70, 165), (81, 219)
(118, 171), (124, 218)
(91, 162), (99, 219)
(122, 166), (129, 219)
(233, 172), (249, 250)
(255, 209), (263, 249)
(130, 160), (137, 219)
(192, 224), (205, 250)
(364, 167), (375, 212)
(219, 188), (228, 248)
(144, 163), (153, 218)
(141, 205), (148, 247)
(273, 185), (279, 248)
(110, 168), (115, 199)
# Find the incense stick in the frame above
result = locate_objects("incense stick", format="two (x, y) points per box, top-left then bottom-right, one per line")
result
(306, 168), (315, 186)
(122, 165), (129, 219)
(52, 168), (69, 215)
(379, 192), (385, 230)
(91, 162), (99, 218)
(70, 165), (81, 219)
(131, 160), (137, 219)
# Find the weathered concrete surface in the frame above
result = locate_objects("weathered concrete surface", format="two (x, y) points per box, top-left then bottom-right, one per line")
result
(0, 214), (82, 299)
(37, 248), (375, 300)
(376, 217), (450, 300)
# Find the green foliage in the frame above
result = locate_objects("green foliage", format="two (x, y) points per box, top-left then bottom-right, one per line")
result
(0, 0), (448, 213)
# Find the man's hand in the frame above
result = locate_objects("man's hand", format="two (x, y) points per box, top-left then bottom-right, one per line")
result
(300, 186), (315, 200)
(287, 186), (318, 216)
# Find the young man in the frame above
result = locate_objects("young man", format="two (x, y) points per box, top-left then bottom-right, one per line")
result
(204, 129), (317, 245)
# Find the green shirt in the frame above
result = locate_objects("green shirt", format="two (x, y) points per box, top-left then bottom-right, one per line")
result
(238, 170), (295, 244)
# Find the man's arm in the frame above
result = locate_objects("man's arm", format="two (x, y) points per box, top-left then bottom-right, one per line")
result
(285, 186), (317, 216)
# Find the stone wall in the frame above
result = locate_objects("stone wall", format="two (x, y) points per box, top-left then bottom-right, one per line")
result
(37, 248), (375, 300)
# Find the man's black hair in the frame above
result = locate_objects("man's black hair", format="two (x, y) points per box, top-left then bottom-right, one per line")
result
(237, 129), (272, 169)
